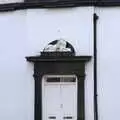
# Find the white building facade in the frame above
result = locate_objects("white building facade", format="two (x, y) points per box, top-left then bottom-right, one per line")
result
(0, 1), (119, 120)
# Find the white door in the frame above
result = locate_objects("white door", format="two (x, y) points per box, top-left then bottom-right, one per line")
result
(42, 75), (77, 120)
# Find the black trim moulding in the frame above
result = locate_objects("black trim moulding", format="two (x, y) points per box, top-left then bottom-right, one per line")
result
(26, 56), (91, 62)
(1, 1), (120, 12)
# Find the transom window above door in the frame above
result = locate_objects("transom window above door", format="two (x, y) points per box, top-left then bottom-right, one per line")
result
(44, 75), (77, 85)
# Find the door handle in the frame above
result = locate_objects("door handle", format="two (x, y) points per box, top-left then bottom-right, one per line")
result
(63, 116), (73, 119)
(48, 116), (56, 119)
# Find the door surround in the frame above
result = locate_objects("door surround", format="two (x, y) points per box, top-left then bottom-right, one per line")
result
(26, 52), (91, 120)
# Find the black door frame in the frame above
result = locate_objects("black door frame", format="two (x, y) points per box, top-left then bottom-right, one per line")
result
(26, 54), (91, 120)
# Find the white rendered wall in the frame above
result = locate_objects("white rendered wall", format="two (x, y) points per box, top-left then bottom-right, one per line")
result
(96, 8), (120, 120)
(0, 7), (94, 120)
(0, 0), (23, 4)
(0, 11), (34, 120)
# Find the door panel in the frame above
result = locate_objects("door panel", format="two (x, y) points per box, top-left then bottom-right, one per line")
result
(43, 76), (77, 120)
(61, 84), (77, 120)
(43, 84), (61, 120)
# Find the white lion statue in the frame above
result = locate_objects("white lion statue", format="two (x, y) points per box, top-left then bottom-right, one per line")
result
(44, 39), (71, 52)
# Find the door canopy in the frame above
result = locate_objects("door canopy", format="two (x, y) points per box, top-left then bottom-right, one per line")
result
(26, 39), (91, 75)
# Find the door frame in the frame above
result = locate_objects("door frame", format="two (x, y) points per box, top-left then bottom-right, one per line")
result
(26, 55), (91, 120)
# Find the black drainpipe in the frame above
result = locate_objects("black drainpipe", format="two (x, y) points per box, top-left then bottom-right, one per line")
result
(93, 13), (99, 120)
